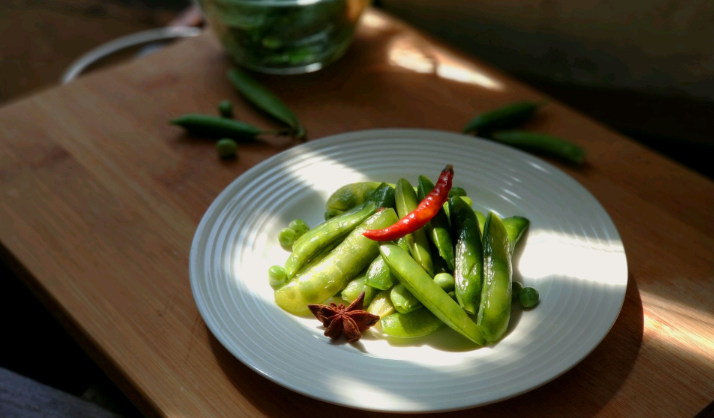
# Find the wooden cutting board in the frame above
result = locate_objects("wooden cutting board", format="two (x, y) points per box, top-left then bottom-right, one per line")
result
(0, 8), (713, 418)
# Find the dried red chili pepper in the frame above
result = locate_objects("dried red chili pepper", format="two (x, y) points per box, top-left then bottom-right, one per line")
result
(363, 165), (454, 241)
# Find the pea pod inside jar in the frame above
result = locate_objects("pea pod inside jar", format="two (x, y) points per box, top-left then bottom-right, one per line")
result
(201, 0), (371, 74)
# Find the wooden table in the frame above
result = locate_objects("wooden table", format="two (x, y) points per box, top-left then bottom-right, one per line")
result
(1, 9), (713, 417)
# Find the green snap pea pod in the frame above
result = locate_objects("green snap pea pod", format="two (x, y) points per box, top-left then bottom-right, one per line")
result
(463, 101), (541, 134)
(417, 175), (455, 271)
(390, 284), (422, 314)
(275, 209), (398, 314)
(365, 236), (409, 290)
(170, 114), (275, 140)
(381, 308), (445, 338)
(492, 131), (585, 165)
(341, 270), (379, 306)
(227, 68), (306, 138)
(380, 244), (485, 345)
(396, 178), (434, 276)
(285, 184), (394, 278)
(449, 197), (484, 314)
(443, 196), (473, 226)
(326, 182), (384, 215)
(476, 212), (513, 342)
(366, 289), (396, 317)
(475, 210), (487, 234)
(503, 216), (530, 252)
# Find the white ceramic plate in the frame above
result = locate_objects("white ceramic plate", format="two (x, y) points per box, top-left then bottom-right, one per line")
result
(190, 129), (627, 412)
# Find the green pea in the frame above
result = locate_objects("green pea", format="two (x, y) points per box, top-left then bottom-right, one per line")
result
(278, 227), (297, 249)
(216, 138), (238, 159)
(268, 265), (287, 288)
(519, 286), (540, 308)
(434, 272), (455, 292)
(512, 281), (523, 301)
(448, 187), (467, 197)
(288, 219), (309, 238)
(218, 100), (234, 118)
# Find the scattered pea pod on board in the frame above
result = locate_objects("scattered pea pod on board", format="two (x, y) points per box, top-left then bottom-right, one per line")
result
(463, 101), (586, 165)
(227, 68), (306, 138)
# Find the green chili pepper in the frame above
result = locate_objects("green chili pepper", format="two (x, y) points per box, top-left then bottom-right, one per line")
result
(275, 208), (398, 314)
(463, 101), (541, 134)
(477, 212), (512, 342)
(227, 68), (306, 138)
(449, 196), (484, 314)
(492, 131), (585, 165)
(380, 244), (485, 345)
(171, 114), (272, 140)
(417, 175), (455, 271)
(381, 308), (445, 338)
(396, 178), (434, 276)
(218, 100), (234, 118)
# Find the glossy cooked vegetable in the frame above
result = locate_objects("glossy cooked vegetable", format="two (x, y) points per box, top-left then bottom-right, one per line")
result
(448, 186), (467, 197)
(519, 286), (540, 308)
(366, 289), (396, 317)
(216, 138), (238, 159)
(268, 265), (287, 288)
(380, 244), (485, 345)
(391, 178), (434, 276)
(275, 208), (399, 314)
(492, 131), (585, 165)
(278, 227), (297, 248)
(325, 182), (383, 217)
(433, 272), (455, 292)
(228, 68), (305, 138)
(511, 281), (523, 302)
(341, 272), (379, 306)
(390, 283), (422, 314)
(503, 216), (530, 252)
(381, 308), (445, 338)
(288, 219), (310, 238)
(364, 166), (453, 244)
(171, 114), (269, 140)
(476, 212), (512, 342)
(284, 183), (394, 278)
(463, 101), (541, 134)
(364, 236), (409, 290)
(449, 196), (484, 314)
(417, 175), (455, 271)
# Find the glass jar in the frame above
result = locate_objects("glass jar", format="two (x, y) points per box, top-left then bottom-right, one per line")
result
(199, 0), (370, 74)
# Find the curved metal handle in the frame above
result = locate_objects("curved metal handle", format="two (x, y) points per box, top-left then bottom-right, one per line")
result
(61, 26), (202, 84)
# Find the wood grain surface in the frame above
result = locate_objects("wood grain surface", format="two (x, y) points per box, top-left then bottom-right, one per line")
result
(0, 8), (713, 418)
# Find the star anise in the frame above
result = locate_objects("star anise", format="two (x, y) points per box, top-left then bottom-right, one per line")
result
(308, 291), (380, 342)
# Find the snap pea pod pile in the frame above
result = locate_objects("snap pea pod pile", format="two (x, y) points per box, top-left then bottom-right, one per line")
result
(269, 170), (540, 346)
